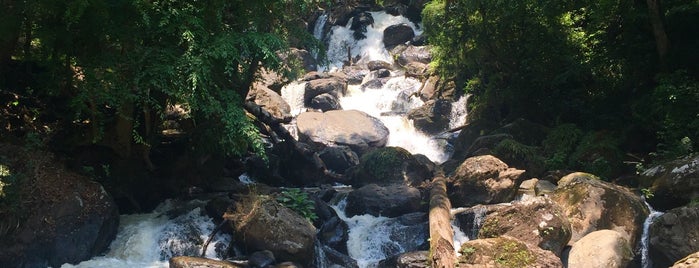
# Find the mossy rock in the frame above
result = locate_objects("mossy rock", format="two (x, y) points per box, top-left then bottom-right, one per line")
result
(349, 147), (432, 186)
(457, 236), (563, 267)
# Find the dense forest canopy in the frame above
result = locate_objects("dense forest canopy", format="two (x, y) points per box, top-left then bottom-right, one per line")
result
(424, 0), (698, 165)
(1, 0), (324, 161)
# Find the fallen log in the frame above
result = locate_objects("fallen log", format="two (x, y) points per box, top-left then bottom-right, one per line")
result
(429, 176), (455, 268)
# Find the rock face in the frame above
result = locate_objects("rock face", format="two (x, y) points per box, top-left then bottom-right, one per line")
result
(383, 23), (415, 48)
(296, 110), (389, 155)
(551, 172), (649, 247)
(649, 205), (699, 267)
(349, 146), (432, 187)
(449, 155), (526, 207)
(407, 99), (452, 135)
(345, 183), (422, 217)
(457, 236), (563, 267)
(478, 196), (572, 255)
(567, 230), (633, 268)
(247, 84), (292, 121)
(643, 155), (699, 210)
(0, 147), (119, 268)
(229, 197), (316, 265)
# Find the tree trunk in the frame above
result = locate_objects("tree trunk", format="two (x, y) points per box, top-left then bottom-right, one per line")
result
(429, 176), (455, 268)
(646, 0), (670, 71)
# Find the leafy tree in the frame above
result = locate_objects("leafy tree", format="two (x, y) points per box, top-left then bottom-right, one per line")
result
(2, 0), (324, 163)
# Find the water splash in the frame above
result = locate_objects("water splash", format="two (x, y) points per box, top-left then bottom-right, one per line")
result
(314, 13), (329, 41)
(641, 197), (663, 268)
(61, 200), (231, 268)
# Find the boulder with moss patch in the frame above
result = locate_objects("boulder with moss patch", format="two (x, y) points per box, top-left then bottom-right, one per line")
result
(642, 155), (699, 210)
(349, 147), (432, 187)
(550, 172), (649, 246)
(456, 236), (563, 267)
(449, 155), (526, 207)
(478, 196), (571, 255)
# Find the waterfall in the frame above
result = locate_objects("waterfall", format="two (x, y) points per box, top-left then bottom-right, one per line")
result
(323, 11), (423, 71)
(313, 13), (329, 41)
(331, 197), (428, 268)
(61, 200), (231, 268)
(449, 94), (470, 130)
(640, 197), (663, 268)
(451, 206), (488, 255)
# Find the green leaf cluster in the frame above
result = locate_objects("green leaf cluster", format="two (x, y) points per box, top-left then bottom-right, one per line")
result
(276, 188), (318, 222)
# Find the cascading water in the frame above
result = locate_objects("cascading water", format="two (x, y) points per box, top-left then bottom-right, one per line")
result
(61, 200), (231, 268)
(451, 206), (488, 255)
(323, 11), (423, 71)
(640, 197), (664, 268)
(331, 196), (428, 268)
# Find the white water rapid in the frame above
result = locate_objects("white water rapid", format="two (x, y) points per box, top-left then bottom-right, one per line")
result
(61, 200), (231, 268)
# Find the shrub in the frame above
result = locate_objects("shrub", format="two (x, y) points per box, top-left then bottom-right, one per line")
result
(276, 188), (317, 222)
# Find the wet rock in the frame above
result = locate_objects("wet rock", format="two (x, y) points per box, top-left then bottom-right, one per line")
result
(378, 251), (429, 268)
(314, 244), (359, 268)
(567, 230), (633, 268)
(518, 178), (557, 197)
(457, 236), (563, 267)
(360, 78), (388, 90)
(309, 93), (343, 112)
(169, 256), (243, 268)
(318, 146), (360, 174)
(404, 62), (429, 79)
(345, 183), (422, 217)
(349, 147), (432, 187)
(407, 99), (452, 135)
(671, 251), (699, 268)
(350, 11), (374, 40)
(247, 84), (292, 122)
(551, 172), (649, 247)
(296, 110), (389, 155)
(340, 66), (369, 85)
(396, 45), (432, 66)
(318, 216), (349, 254)
(280, 48), (317, 72)
(302, 71), (331, 81)
(249, 250), (275, 268)
(228, 197), (316, 265)
(367, 60), (393, 71)
(643, 155), (699, 210)
(449, 155), (526, 207)
(649, 205), (699, 267)
(383, 23), (415, 48)
(304, 78), (347, 106)
(478, 196), (572, 255)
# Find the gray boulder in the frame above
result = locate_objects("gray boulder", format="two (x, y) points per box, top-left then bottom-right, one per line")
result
(407, 99), (452, 135)
(345, 184), (422, 218)
(304, 78), (348, 106)
(383, 23), (415, 48)
(296, 110), (389, 155)
(643, 155), (699, 210)
(649, 205), (699, 267)
(247, 84), (292, 122)
(310, 93), (343, 112)
(396, 45), (432, 66)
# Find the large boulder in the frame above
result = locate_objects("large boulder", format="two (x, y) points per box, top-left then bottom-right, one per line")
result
(229, 196), (316, 265)
(296, 110), (389, 155)
(649, 205), (699, 267)
(345, 183), (422, 218)
(383, 23), (415, 49)
(304, 78), (348, 106)
(318, 146), (360, 175)
(318, 216), (350, 254)
(0, 146), (119, 268)
(407, 99), (452, 135)
(642, 155), (699, 210)
(247, 84), (292, 122)
(378, 251), (429, 268)
(449, 155), (526, 207)
(478, 196), (572, 256)
(349, 146), (432, 187)
(567, 230), (634, 268)
(550, 172), (649, 247)
(457, 236), (563, 267)
(309, 93), (343, 112)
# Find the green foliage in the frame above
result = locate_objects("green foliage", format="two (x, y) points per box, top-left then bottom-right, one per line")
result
(359, 147), (412, 181)
(641, 188), (655, 199)
(542, 124), (583, 170)
(494, 240), (536, 267)
(568, 131), (623, 179)
(651, 70), (699, 159)
(276, 188), (317, 222)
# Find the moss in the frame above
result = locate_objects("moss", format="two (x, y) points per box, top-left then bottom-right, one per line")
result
(357, 147), (412, 181)
(493, 240), (536, 268)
